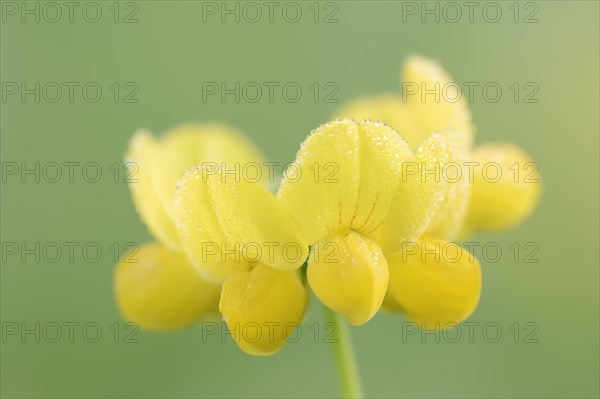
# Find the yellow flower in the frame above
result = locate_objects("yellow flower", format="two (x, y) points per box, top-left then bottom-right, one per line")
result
(115, 124), (266, 330)
(277, 119), (462, 326)
(336, 55), (540, 328)
(116, 56), (540, 358)
(173, 163), (309, 355)
(167, 117), (467, 354)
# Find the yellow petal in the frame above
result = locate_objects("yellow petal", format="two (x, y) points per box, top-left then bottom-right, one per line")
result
(336, 95), (428, 150)
(277, 119), (411, 244)
(308, 230), (388, 325)
(400, 55), (474, 147)
(126, 130), (180, 249)
(424, 129), (472, 241)
(387, 236), (481, 329)
(335, 56), (473, 151)
(174, 167), (308, 281)
(173, 167), (241, 282)
(334, 60), (474, 244)
(277, 120), (359, 243)
(220, 264), (307, 356)
(466, 143), (541, 232)
(375, 131), (450, 253)
(153, 124), (267, 208)
(114, 242), (221, 330)
(126, 124), (266, 249)
(208, 171), (308, 270)
(351, 120), (412, 234)
(336, 94), (407, 133)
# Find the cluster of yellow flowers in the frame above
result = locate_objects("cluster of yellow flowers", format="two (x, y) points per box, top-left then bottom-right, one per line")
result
(114, 56), (541, 356)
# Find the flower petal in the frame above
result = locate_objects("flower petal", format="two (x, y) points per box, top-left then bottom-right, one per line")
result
(126, 130), (180, 249)
(114, 242), (221, 330)
(277, 120), (360, 244)
(351, 120), (412, 235)
(400, 55), (474, 147)
(126, 124), (266, 249)
(277, 119), (411, 244)
(209, 172), (308, 270)
(174, 167), (308, 280)
(220, 264), (307, 356)
(424, 129), (472, 241)
(466, 143), (542, 232)
(174, 167), (241, 282)
(307, 230), (388, 325)
(375, 131), (450, 253)
(386, 236), (481, 329)
(335, 56), (473, 150)
(336, 94), (411, 134)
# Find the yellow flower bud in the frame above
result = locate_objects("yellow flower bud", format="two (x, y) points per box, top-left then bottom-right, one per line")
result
(308, 230), (388, 326)
(220, 264), (307, 356)
(467, 143), (541, 232)
(114, 242), (221, 330)
(387, 236), (481, 329)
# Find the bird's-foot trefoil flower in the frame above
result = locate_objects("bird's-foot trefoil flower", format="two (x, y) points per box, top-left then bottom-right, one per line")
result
(277, 118), (466, 326)
(115, 124), (267, 330)
(115, 56), (541, 368)
(114, 54), (543, 399)
(173, 165), (309, 355)
(336, 55), (541, 328)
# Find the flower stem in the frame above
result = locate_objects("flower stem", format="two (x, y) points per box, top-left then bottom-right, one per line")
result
(325, 306), (364, 399)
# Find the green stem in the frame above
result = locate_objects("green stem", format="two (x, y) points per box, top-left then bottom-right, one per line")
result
(325, 306), (364, 399)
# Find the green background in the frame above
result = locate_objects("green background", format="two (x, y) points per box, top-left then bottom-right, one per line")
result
(1, 1), (598, 398)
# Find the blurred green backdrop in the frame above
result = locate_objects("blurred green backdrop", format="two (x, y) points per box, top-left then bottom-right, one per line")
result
(1, 1), (598, 398)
